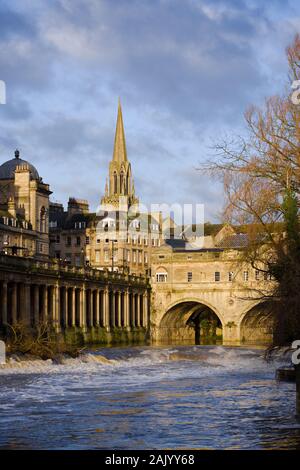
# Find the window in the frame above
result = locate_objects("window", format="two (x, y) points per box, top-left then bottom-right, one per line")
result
(243, 271), (249, 282)
(55, 251), (60, 259)
(133, 250), (137, 263)
(66, 236), (71, 246)
(104, 250), (109, 262)
(75, 255), (81, 266)
(86, 236), (90, 245)
(65, 253), (71, 264)
(76, 237), (81, 246)
(120, 171), (124, 194)
(228, 272), (234, 282)
(138, 250), (142, 264)
(131, 219), (140, 229)
(75, 221), (85, 229)
(114, 172), (118, 194)
(264, 272), (271, 281)
(215, 271), (220, 282)
(56, 235), (60, 244)
(95, 251), (100, 263)
(156, 272), (168, 283)
(96, 238), (101, 244)
(187, 272), (192, 282)
(127, 250), (131, 262)
(144, 252), (148, 264)
(144, 238), (148, 246)
(255, 270), (260, 281)
(49, 221), (57, 228)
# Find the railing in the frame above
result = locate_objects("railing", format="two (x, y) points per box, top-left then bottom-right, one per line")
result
(0, 254), (150, 286)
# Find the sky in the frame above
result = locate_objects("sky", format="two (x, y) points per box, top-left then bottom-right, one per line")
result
(0, 0), (299, 222)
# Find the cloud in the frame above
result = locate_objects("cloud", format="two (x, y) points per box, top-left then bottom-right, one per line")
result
(0, 0), (299, 221)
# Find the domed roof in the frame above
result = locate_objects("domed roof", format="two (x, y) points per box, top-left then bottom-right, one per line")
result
(0, 150), (39, 180)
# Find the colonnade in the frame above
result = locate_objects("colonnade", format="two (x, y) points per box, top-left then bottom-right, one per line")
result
(0, 280), (149, 331)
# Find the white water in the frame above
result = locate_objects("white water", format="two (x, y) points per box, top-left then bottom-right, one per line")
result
(0, 345), (299, 449)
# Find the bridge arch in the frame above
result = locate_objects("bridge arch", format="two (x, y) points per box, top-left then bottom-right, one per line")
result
(158, 298), (223, 345)
(239, 300), (275, 344)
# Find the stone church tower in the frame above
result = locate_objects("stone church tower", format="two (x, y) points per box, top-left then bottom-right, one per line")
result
(101, 100), (139, 211)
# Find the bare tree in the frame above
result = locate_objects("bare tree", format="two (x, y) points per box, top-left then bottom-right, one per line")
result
(206, 35), (300, 413)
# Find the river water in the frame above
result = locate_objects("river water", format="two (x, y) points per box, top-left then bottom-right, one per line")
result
(0, 345), (299, 450)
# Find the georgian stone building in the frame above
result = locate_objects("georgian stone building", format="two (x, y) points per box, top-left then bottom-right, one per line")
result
(49, 101), (163, 275)
(0, 150), (52, 259)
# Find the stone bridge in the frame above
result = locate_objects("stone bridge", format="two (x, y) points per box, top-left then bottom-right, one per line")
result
(150, 246), (274, 345)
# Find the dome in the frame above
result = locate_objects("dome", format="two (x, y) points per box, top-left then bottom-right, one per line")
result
(0, 150), (39, 180)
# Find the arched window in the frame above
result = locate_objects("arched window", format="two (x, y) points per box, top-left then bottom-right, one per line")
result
(155, 267), (168, 283)
(40, 206), (46, 233)
(120, 171), (124, 194)
(114, 172), (118, 194)
(127, 173), (130, 195)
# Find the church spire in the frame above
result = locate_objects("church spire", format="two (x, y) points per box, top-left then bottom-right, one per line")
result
(112, 99), (127, 163)
(100, 100), (139, 211)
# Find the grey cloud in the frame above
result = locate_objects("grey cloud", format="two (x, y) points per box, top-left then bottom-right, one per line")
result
(0, 0), (299, 223)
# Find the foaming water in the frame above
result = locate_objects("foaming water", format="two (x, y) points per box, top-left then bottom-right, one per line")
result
(0, 345), (299, 450)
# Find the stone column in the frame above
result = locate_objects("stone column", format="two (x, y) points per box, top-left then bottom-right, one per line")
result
(34, 285), (40, 326)
(49, 286), (55, 324)
(71, 288), (76, 327)
(125, 290), (130, 328)
(111, 291), (116, 328)
(1, 281), (7, 325)
(11, 283), (17, 325)
(80, 287), (86, 328)
(131, 293), (135, 327)
(88, 290), (92, 327)
(103, 288), (109, 328)
(43, 285), (48, 322)
(63, 287), (68, 328)
(95, 290), (100, 326)
(136, 294), (140, 327)
(143, 292), (148, 328)
(117, 292), (122, 327)
(53, 285), (60, 331)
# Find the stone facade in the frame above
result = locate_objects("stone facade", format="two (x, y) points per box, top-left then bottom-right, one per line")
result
(0, 150), (51, 259)
(150, 231), (274, 345)
(0, 254), (150, 345)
